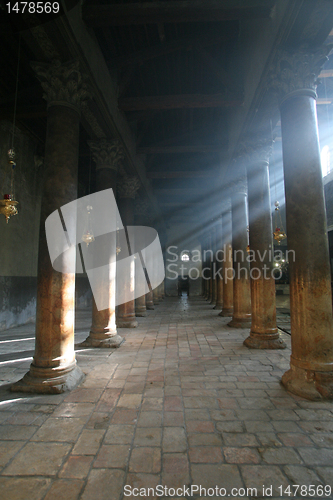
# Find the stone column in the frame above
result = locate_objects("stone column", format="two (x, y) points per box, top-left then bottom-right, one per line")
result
(214, 217), (223, 310)
(81, 139), (125, 347)
(207, 232), (213, 302)
(270, 47), (333, 399)
(228, 176), (251, 328)
(210, 225), (217, 306)
(12, 60), (88, 393)
(200, 234), (208, 298)
(219, 203), (234, 317)
(135, 199), (154, 310)
(244, 138), (286, 349)
(116, 176), (141, 327)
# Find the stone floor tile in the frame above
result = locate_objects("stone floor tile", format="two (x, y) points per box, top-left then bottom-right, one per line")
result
(183, 396), (218, 409)
(0, 477), (51, 500)
(95, 389), (122, 412)
(277, 432), (313, 447)
(223, 447), (261, 464)
(110, 408), (138, 424)
(164, 411), (184, 426)
(125, 473), (160, 500)
(104, 424), (135, 445)
(0, 440), (25, 467)
(43, 479), (84, 500)
(298, 447), (333, 465)
(64, 388), (103, 403)
(216, 421), (244, 433)
(137, 411), (162, 427)
(164, 396), (183, 411)
(52, 402), (95, 418)
(189, 446), (223, 463)
(134, 427), (162, 447)
(5, 412), (42, 426)
(283, 465), (323, 485)
(163, 452), (189, 474)
(256, 432), (283, 447)
(191, 464), (243, 490)
(72, 429), (105, 455)
(85, 412), (111, 430)
(222, 433), (259, 447)
(260, 447), (302, 464)
(129, 447), (161, 473)
(81, 469), (125, 500)
(31, 417), (86, 443)
(310, 433), (333, 447)
(2, 442), (71, 476)
(94, 444), (130, 468)
(245, 421), (275, 433)
(186, 420), (215, 433)
(272, 421), (302, 433)
(184, 409), (210, 421)
(0, 424), (37, 440)
(241, 465), (290, 495)
(188, 433), (222, 447)
(59, 455), (94, 478)
(141, 397), (163, 411)
(162, 427), (187, 452)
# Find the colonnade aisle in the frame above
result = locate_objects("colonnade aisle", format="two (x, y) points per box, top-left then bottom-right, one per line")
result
(0, 296), (332, 500)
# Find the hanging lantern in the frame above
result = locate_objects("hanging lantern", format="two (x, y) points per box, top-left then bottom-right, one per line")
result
(273, 201), (287, 244)
(0, 149), (19, 223)
(81, 205), (95, 246)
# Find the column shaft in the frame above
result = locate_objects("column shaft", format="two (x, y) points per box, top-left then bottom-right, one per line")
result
(228, 191), (251, 328)
(12, 104), (84, 393)
(280, 91), (333, 399)
(244, 150), (286, 349)
(220, 209), (233, 317)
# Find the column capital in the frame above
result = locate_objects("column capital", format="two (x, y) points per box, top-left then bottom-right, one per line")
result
(245, 136), (273, 164)
(268, 46), (332, 104)
(228, 175), (247, 196)
(31, 59), (90, 111)
(88, 139), (125, 171)
(118, 176), (141, 199)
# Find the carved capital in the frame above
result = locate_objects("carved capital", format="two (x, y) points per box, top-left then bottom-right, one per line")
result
(31, 60), (90, 110)
(135, 199), (149, 215)
(268, 46), (332, 103)
(245, 136), (273, 164)
(88, 139), (125, 171)
(117, 176), (141, 199)
(227, 175), (247, 196)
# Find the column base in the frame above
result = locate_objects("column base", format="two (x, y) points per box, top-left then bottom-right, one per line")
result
(244, 332), (286, 350)
(79, 333), (124, 348)
(146, 304), (154, 310)
(281, 363), (333, 401)
(154, 300), (160, 305)
(11, 363), (84, 394)
(214, 302), (223, 310)
(227, 317), (251, 328)
(219, 308), (233, 317)
(117, 318), (138, 328)
(135, 308), (147, 317)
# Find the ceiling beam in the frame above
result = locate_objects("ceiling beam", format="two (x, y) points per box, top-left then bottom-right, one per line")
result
(147, 170), (216, 179)
(115, 33), (224, 69)
(83, 1), (275, 27)
(138, 145), (224, 154)
(119, 93), (242, 111)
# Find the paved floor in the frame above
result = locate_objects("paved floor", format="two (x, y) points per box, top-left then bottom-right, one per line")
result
(0, 296), (332, 500)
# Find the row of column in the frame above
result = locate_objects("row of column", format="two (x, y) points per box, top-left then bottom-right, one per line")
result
(201, 46), (333, 400)
(11, 60), (165, 394)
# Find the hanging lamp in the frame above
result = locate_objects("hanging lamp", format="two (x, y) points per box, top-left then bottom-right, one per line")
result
(271, 120), (287, 245)
(0, 38), (21, 223)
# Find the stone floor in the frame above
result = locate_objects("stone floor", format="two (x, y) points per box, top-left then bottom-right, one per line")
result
(0, 295), (332, 500)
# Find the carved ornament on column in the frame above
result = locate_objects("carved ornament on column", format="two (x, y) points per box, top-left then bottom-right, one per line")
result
(31, 59), (90, 110)
(245, 136), (273, 165)
(227, 175), (247, 196)
(268, 46), (332, 103)
(118, 176), (141, 199)
(88, 139), (125, 171)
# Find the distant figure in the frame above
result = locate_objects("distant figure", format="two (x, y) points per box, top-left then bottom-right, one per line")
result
(178, 275), (189, 296)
